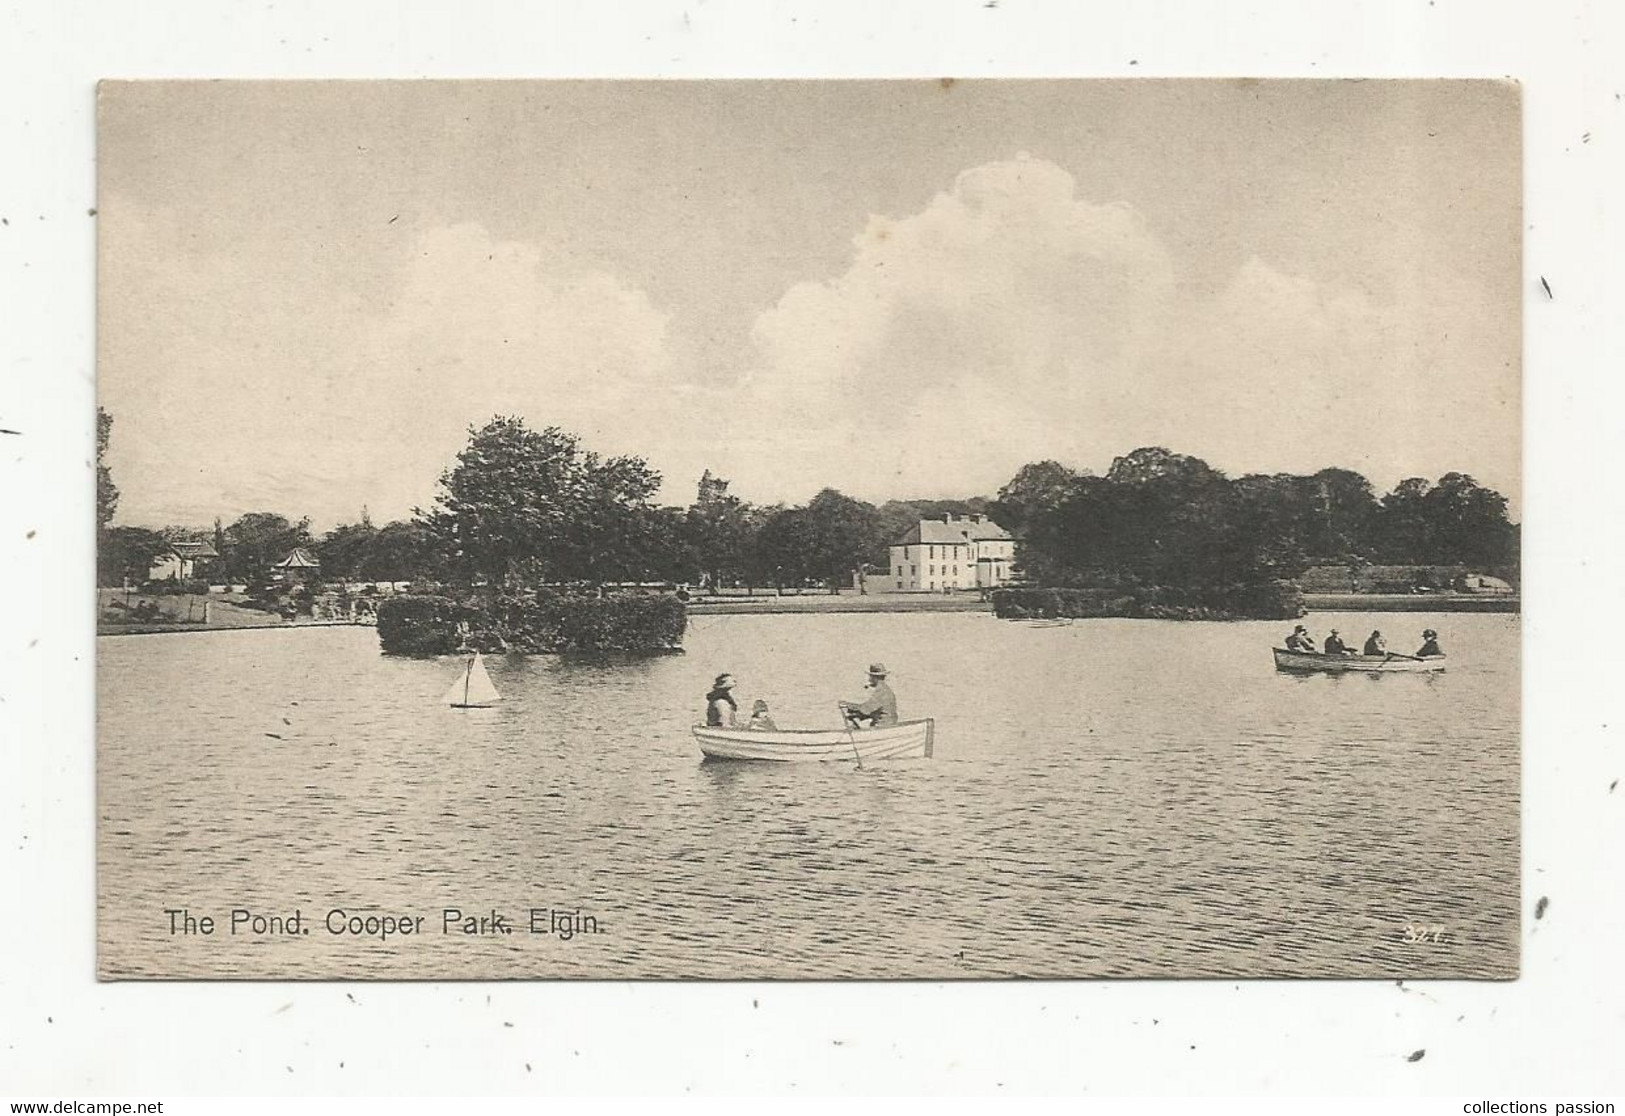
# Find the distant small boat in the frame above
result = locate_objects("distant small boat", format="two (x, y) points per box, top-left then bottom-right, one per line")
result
(1273, 648), (1446, 674)
(693, 719), (935, 762)
(443, 652), (502, 707)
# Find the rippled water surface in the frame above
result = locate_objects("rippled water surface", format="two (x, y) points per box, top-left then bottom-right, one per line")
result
(98, 610), (1519, 979)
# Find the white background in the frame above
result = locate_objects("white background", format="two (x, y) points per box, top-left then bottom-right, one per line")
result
(2, 0), (1622, 1098)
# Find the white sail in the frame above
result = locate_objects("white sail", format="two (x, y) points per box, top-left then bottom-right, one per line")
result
(443, 652), (501, 707)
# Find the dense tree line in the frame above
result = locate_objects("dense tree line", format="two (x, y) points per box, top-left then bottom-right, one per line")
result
(99, 410), (1001, 592)
(97, 410), (1517, 596)
(384, 420), (991, 592)
(992, 447), (1519, 590)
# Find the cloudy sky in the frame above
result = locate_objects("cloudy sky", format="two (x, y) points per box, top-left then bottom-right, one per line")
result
(98, 80), (1520, 529)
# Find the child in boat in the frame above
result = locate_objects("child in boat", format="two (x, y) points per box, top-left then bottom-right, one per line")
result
(747, 699), (777, 731)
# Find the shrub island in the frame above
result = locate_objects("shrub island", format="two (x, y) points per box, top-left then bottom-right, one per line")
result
(376, 588), (687, 656)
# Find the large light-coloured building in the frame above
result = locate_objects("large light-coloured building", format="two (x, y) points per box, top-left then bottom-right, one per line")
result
(888, 513), (1017, 592)
(147, 539), (219, 582)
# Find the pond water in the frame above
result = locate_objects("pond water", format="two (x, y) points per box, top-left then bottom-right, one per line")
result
(97, 609), (1519, 979)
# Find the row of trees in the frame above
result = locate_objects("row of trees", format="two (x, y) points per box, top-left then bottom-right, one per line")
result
(424, 418), (981, 592)
(96, 410), (434, 587)
(100, 512), (444, 587)
(96, 415), (947, 592)
(97, 410), (1519, 594)
(992, 448), (1519, 589)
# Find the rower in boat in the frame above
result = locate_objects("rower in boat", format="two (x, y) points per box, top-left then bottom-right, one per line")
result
(1363, 630), (1386, 655)
(1284, 625), (1317, 652)
(839, 663), (898, 729)
(1323, 629), (1354, 655)
(1416, 628), (1444, 658)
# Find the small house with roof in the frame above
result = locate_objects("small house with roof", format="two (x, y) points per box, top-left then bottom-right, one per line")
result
(147, 539), (220, 582)
(889, 513), (1017, 592)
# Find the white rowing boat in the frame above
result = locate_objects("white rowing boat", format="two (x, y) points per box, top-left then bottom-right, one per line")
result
(692, 718), (935, 762)
(1272, 648), (1446, 674)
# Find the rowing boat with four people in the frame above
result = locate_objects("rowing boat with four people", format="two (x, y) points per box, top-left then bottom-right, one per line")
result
(1272, 648), (1446, 674)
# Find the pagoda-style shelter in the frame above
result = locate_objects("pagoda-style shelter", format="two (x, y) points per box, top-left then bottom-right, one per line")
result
(271, 547), (321, 582)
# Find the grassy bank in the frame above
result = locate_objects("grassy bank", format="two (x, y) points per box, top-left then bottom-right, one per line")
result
(96, 589), (292, 635)
(99, 587), (1509, 634)
(1301, 593), (1519, 613)
(991, 583), (1304, 622)
(687, 593), (992, 615)
(98, 618), (367, 636)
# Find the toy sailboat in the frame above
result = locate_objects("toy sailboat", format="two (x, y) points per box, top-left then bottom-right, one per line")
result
(443, 651), (501, 709)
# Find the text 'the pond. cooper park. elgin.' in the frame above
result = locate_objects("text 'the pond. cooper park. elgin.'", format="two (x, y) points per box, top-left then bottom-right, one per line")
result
(164, 907), (604, 942)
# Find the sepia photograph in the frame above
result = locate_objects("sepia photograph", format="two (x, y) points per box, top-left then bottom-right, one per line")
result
(95, 78), (1521, 980)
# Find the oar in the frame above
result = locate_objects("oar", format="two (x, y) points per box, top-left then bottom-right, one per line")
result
(838, 703), (864, 769)
(1383, 652), (1425, 663)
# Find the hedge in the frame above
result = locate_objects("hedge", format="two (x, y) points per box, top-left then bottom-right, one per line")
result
(991, 582), (1305, 621)
(376, 590), (687, 656)
(142, 578), (212, 597)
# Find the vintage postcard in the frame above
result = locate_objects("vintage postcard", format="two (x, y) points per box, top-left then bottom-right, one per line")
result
(96, 79), (1520, 979)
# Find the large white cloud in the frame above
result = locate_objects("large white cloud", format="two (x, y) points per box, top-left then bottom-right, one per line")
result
(101, 155), (1518, 528)
(731, 156), (1178, 501)
(1140, 254), (1516, 498)
(729, 155), (1515, 507)
(101, 218), (693, 527)
(353, 223), (690, 514)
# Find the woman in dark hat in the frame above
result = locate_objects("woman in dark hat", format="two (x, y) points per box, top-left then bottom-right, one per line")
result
(1363, 630), (1386, 656)
(705, 673), (739, 727)
(1416, 629), (1443, 658)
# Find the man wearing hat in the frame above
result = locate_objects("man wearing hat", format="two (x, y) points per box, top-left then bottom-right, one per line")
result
(1323, 628), (1352, 655)
(1284, 625), (1317, 653)
(840, 663), (898, 729)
